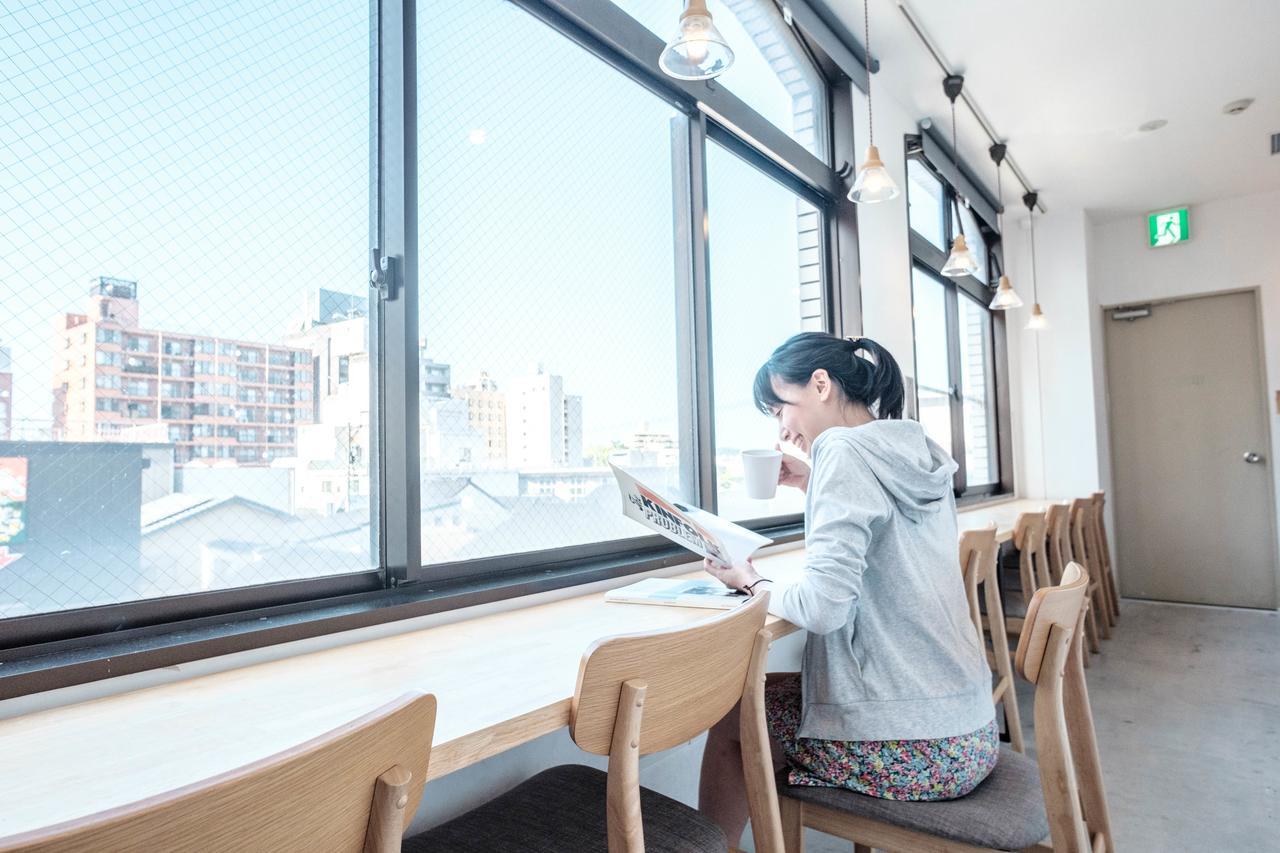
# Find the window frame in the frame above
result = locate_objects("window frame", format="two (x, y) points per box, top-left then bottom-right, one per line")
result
(904, 151), (1014, 500)
(1, 0), (871, 694)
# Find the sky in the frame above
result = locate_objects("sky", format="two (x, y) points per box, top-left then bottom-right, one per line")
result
(3, 0), (834, 454)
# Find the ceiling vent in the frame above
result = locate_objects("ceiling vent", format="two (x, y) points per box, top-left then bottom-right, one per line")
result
(1272, 132), (1280, 156)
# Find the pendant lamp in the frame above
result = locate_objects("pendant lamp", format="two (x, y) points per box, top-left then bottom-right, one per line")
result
(659, 0), (734, 81)
(988, 142), (1023, 309)
(849, 0), (899, 203)
(941, 75), (978, 277)
(1023, 191), (1047, 329)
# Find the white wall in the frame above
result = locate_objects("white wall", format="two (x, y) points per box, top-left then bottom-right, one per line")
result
(1002, 205), (1105, 501)
(850, 87), (917, 376)
(1088, 188), (1280, 562)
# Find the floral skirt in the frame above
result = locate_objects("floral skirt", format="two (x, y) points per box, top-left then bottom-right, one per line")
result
(765, 674), (999, 801)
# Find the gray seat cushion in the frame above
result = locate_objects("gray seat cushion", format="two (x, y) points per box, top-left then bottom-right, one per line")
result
(780, 746), (1048, 851)
(404, 764), (728, 853)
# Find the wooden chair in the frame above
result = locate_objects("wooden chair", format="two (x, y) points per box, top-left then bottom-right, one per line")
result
(405, 593), (778, 853)
(959, 525), (1025, 753)
(1004, 510), (1051, 638)
(1090, 491), (1121, 623)
(0, 692), (437, 853)
(1082, 497), (1117, 630)
(1069, 498), (1110, 646)
(778, 565), (1111, 853)
(1045, 503), (1098, 661)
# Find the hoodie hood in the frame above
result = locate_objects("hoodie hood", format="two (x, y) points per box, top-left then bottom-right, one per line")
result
(812, 420), (957, 522)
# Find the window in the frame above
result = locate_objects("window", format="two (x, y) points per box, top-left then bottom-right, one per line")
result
(613, 0), (829, 161)
(911, 269), (954, 460)
(707, 140), (820, 521)
(417, 0), (684, 565)
(905, 150), (1008, 498)
(1, 0), (373, 619)
(958, 294), (998, 487)
(907, 159), (946, 250)
(910, 264), (1005, 497)
(2, 0), (856, 668)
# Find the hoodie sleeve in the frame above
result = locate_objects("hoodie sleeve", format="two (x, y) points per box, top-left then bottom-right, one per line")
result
(770, 438), (891, 635)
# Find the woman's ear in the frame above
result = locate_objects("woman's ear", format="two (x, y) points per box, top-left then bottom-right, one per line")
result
(810, 368), (831, 401)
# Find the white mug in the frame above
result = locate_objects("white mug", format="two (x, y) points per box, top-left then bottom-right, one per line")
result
(741, 449), (783, 500)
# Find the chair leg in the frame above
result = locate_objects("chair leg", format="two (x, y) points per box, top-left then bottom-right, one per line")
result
(779, 796), (804, 853)
(1084, 600), (1102, 654)
(1095, 568), (1117, 630)
(1092, 585), (1112, 639)
(1106, 567), (1121, 621)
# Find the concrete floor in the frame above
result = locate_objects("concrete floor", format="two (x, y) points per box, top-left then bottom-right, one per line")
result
(790, 599), (1280, 852)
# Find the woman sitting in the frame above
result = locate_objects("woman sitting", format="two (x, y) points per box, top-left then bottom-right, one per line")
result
(699, 332), (997, 846)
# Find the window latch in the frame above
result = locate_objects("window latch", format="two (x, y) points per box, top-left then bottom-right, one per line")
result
(369, 248), (399, 302)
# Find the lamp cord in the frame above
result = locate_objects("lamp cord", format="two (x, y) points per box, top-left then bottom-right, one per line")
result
(950, 96), (964, 237)
(1030, 207), (1039, 302)
(864, 0), (873, 145)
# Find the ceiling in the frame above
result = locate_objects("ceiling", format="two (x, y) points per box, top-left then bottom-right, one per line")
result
(823, 0), (1280, 218)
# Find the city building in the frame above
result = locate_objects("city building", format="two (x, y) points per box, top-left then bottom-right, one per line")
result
(286, 288), (366, 335)
(506, 367), (583, 469)
(420, 344), (451, 400)
(51, 278), (314, 466)
(453, 372), (508, 466)
(0, 345), (11, 440)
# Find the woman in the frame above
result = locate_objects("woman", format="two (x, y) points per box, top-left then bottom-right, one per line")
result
(699, 332), (997, 844)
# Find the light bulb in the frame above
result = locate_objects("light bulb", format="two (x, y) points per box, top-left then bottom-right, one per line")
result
(659, 5), (734, 81)
(684, 37), (709, 65)
(989, 275), (1024, 310)
(942, 234), (979, 277)
(1026, 303), (1048, 330)
(848, 145), (900, 204)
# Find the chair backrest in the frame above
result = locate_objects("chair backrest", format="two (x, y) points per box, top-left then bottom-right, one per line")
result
(1068, 498), (1094, 575)
(1085, 493), (1108, 575)
(1014, 565), (1112, 853)
(1090, 491), (1113, 571)
(1, 692), (437, 853)
(1014, 563), (1087, 684)
(1044, 502), (1073, 584)
(1013, 511), (1051, 593)
(957, 525), (999, 641)
(571, 590), (769, 754)
(959, 524), (1026, 752)
(571, 592), (779, 853)
(957, 522), (1003, 640)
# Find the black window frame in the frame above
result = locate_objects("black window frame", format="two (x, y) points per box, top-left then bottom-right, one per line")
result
(1, 0), (875, 696)
(903, 150), (1013, 501)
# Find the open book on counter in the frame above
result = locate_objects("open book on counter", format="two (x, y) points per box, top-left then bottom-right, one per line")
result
(606, 464), (773, 609)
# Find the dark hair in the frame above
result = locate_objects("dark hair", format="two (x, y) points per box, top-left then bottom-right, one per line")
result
(752, 332), (905, 420)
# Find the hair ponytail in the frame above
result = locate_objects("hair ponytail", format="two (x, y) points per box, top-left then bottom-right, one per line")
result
(752, 332), (905, 420)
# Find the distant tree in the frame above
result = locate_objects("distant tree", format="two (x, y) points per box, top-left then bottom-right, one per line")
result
(586, 440), (626, 467)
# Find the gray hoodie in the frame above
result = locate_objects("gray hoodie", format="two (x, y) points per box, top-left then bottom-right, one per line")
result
(770, 419), (995, 742)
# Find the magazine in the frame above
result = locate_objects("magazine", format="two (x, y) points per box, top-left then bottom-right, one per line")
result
(604, 577), (747, 609)
(609, 463), (772, 567)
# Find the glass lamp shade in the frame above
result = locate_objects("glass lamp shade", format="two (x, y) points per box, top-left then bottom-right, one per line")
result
(988, 275), (1025, 310)
(1026, 302), (1048, 330)
(848, 145), (900, 203)
(659, 8), (734, 81)
(941, 234), (980, 278)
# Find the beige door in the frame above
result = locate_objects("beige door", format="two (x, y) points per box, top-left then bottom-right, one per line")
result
(1104, 290), (1278, 608)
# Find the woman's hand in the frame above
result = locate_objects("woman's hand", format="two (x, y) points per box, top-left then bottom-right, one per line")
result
(777, 443), (811, 492)
(703, 557), (763, 593)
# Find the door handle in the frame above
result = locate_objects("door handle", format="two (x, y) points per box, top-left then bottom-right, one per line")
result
(1243, 451), (1266, 464)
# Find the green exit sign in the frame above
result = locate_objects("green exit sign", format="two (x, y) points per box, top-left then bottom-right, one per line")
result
(1148, 207), (1190, 247)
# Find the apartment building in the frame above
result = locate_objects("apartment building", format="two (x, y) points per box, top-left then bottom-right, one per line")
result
(51, 278), (313, 465)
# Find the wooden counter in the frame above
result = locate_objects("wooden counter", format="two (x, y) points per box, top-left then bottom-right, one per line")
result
(0, 499), (1049, 839)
